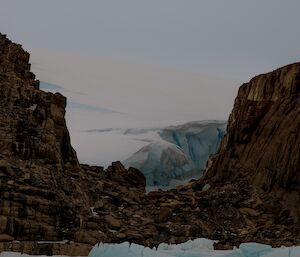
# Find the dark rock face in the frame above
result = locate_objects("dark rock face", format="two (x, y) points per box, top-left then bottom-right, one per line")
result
(202, 63), (300, 244)
(205, 63), (300, 192)
(1, 33), (300, 255)
(0, 34), (147, 255)
(0, 34), (77, 166)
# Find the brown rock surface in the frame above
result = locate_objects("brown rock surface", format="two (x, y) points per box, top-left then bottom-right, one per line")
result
(0, 34), (147, 255)
(205, 63), (300, 192)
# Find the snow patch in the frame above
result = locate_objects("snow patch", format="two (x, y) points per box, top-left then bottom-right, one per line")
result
(28, 104), (37, 111)
(90, 207), (98, 217)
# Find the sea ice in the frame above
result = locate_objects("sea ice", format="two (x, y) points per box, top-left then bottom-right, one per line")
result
(1, 239), (300, 257)
(87, 239), (300, 257)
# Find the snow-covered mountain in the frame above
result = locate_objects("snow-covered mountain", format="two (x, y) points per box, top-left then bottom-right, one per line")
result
(124, 121), (226, 186)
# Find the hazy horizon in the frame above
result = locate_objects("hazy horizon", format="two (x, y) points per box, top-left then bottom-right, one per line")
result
(31, 50), (239, 166)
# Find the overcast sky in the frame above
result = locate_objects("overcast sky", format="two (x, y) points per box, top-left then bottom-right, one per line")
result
(1, 0), (300, 80)
(1, 0), (300, 165)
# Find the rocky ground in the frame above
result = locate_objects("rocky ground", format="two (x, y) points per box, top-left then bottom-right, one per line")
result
(0, 33), (300, 255)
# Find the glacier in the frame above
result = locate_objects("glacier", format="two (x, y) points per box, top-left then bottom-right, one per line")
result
(87, 239), (300, 257)
(124, 121), (226, 187)
(160, 121), (226, 172)
(124, 140), (193, 187)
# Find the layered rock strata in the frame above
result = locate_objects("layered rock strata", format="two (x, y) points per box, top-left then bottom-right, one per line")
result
(0, 34), (146, 255)
(205, 63), (300, 190)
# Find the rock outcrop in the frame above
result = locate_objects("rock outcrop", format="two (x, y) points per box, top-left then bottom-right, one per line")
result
(205, 63), (300, 191)
(0, 34), (146, 255)
(1, 33), (300, 255)
(201, 62), (300, 246)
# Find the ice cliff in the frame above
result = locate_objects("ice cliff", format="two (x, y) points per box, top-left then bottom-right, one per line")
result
(124, 121), (226, 186)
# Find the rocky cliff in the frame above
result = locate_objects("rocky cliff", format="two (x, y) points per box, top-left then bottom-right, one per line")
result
(201, 63), (300, 247)
(205, 63), (300, 189)
(1, 34), (300, 255)
(204, 63), (300, 215)
(0, 34), (146, 255)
